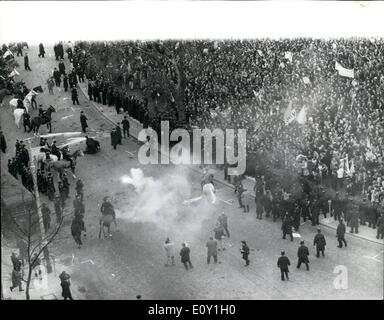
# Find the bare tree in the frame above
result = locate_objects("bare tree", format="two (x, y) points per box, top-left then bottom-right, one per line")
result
(9, 199), (64, 300)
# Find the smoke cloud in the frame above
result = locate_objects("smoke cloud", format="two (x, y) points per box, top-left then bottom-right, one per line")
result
(119, 167), (217, 240)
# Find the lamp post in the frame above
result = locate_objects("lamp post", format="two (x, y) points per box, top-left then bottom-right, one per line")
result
(26, 139), (52, 274)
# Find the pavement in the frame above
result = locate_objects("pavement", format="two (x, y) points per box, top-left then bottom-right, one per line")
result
(1, 45), (383, 300)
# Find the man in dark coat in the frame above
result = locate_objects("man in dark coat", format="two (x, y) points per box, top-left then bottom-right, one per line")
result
(115, 123), (122, 145)
(332, 192), (344, 221)
(16, 43), (23, 56)
(47, 173), (56, 201)
(84, 136), (100, 154)
(54, 43), (59, 60)
(66, 47), (73, 62)
(54, 194), (63, 223)
(218, 212), (230, 238)
(0, 130), (7, 153)
(349, 207), (359, 234)
(53, 67), (61, 86)
(71, 215), (86, 249)
(111, 128), (119, 150)
(22, 111), (31, 132)
(93, 82), (101, 103)
(122, 116), (130, 138)
(41, 203), (51, 232)
(80, 111), (88, 133)
(180, 243), (193, 271)
(206, 237), (218, 264)
(58, 59), (65, 75)
(240, 240), (250, 266)
(10, 269), (23, 292)
(281, 214), (293, 241)
(57, 42), (64, 60)
(71, 87), (79, 105)
(277, 251), (291, 281)
(24, 53), (31, 71)
(60, 277), (73, 300)
(102, 86), (107, 105)
(336, 219), (347, 248)
(62, 173), (70, 199)
(313, 229), (326, 257)
(297, 241), (310, 270)
(63, 73), (69, 92)
(73, 194), (84, 217)
(38, 43), (45, 58)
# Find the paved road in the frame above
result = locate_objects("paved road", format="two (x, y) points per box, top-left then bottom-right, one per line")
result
(1, 45), (383, 300)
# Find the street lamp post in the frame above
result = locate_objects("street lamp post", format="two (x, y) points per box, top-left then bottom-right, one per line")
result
(26, 139), (53, 274)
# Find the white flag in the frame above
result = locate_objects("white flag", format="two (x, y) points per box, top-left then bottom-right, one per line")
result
(284, 51), (293, 62)
(335, 61), (354, 78)
(203, 48), (209, 54)
(257, 50), (263, 56)
(2, 49), (14, 59)
(302, 76), (311, 84)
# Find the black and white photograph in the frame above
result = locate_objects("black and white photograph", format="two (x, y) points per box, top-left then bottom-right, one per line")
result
(0, 0), (383, 305)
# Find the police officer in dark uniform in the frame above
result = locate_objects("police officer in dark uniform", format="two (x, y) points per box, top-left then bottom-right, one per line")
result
(313, 229), (326, 257)
(80, 111), (88, 133)
(336, 219), (347, 248)
(297, 241), (310, 270)
(51, 140), (61, 160)
(110, 128), (119, 150)
(71, 86), (79, 105)
(122, 116), (130, 138)
(277, 251), (291, 281)
(22, 111), (31, 132)
(332, 192), (343, 221)
(281, 214), (293, 241)
(240, 241), (250, 266)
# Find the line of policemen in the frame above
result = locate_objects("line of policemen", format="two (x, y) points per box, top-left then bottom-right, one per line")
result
(87, 78), (150, 125)
(234, 174), (383, 236)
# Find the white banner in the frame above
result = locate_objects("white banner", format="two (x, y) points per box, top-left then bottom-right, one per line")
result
(335, 61), (354, 78)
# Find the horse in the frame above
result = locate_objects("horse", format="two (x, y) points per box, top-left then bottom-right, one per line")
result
(13, 108), (26, 128)
(48, 149), (84, 179)
(29, 105), (55, 133)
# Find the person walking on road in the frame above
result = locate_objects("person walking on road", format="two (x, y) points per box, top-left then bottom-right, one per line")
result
(116, 123), (123, 145)
(10, 269), (23, 292)
(80, 111), (88, 133)
(47, 77), (54, 94)
(240, 240), (250, 266)
(281, 214), (293, 241)
(24, 53), (31, 71)
(213, 222), (226, 251)
(71, 86), (80, 105)
(164, 237), (175, 266)
(58, 59), (65, 75)
(336, 219), (348, 248)
(277, 251), (291, 281)
(53, 68), (61, 87)
(71, 215), (86, 249)
(38, 43), (45, 58)
(111, 128), (119, 150)
(297, 241), (310, 271)
(218, 212), (230, 238)
(206, 237), (218, 264)
(122, 116), (130, 138)
(60, 272), (73, 300)
(180, 243), (193, 271)
(313, 229), (326, 257)
(349, 208), (359, 234)
(63, 73), (69, 92)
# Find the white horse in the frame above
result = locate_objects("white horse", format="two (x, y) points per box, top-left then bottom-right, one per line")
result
(9, 98), (28, 113)
(36, 152), (59, 164)
(13, 108), (25, 128)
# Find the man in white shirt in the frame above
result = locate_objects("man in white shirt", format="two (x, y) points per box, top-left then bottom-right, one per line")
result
(164, 238), (175, 266)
